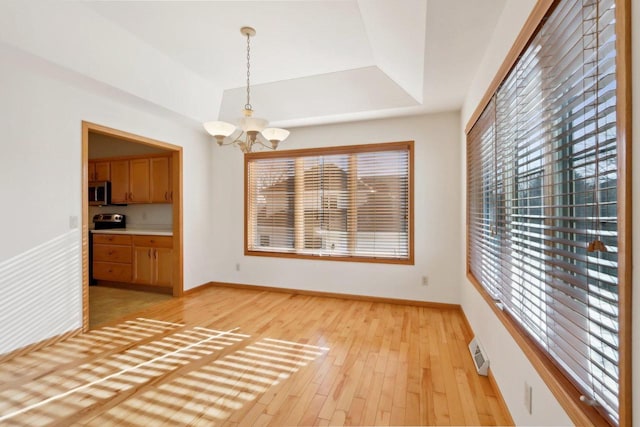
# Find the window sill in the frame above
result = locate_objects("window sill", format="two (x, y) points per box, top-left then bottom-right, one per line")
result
(245, 249), (414, 265)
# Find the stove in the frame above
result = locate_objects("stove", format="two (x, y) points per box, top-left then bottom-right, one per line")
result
(93, 213), (126, 230)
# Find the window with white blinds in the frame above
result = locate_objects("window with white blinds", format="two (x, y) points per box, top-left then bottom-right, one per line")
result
(467, 0), (625, 425)
(246, 141), (413, 263)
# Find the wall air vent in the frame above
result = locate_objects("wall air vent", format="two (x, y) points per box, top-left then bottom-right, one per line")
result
(468, 337), (489, 376)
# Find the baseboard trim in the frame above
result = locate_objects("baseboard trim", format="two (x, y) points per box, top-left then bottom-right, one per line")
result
(186, 281), (460, 310)
(488, 368), (516, 426)
(0, 328), (82, 363)
(94, 281), (173, 295)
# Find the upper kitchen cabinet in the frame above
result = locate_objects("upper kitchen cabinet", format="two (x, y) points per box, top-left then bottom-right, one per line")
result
(150, 156), (172, 203)
(88, 160), (110, 182)
(110, 159), (130, 204)
(129, 158), (151, 203)
(106, 155), (172, 204)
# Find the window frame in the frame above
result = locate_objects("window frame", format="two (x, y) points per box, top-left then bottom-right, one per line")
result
(244, 141), (415, 265)
(464, 0), (632, 426)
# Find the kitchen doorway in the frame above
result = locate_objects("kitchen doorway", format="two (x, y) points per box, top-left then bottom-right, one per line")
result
(81, 121), (184, 332)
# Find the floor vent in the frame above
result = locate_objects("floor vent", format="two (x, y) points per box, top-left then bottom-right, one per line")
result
(468, 337), (489, 376)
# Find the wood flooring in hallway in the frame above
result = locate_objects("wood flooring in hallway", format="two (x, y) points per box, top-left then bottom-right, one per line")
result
(89, 285), (173, 328)
(0, 286), (513, 426)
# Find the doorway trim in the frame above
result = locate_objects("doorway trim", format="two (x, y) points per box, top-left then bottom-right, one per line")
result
(81, 121), (184, 332)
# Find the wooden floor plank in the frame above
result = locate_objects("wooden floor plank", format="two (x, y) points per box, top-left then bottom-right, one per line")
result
(0, 286), (513, 426)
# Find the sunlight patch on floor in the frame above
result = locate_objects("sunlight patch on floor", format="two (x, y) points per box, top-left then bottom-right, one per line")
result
(0, 317), (330, 426)
(0, 318), (180, 385)
(91, 337), (330, 425)
(0, 320), (247, 425)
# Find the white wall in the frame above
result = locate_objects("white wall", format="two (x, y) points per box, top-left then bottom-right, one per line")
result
(0, 42), (212, 355)
(0, 1), (221, 122)
(460, 0), (638, 425)
(210, 112), (462, 304)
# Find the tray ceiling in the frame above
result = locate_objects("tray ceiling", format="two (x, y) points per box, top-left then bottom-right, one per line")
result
(0, 0), (507, 127)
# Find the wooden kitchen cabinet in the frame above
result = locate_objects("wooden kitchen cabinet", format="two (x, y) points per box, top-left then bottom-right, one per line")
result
(154, 247), (173, 286)
(92, 234), (132, 282)
(111, 158), (150, 204)
(93, 243), (131, 263)
(89, 160), (110, 181)
(132, 235), (173, 287)
(93, 233), (172, 290)
(104, 155), (171, 204)
(132, 246), (154, 284)
(150, 156), (172, 203)
(110, 160), (130, 204)
(129, 158), (150, 203)
(93, 262), (132, 283)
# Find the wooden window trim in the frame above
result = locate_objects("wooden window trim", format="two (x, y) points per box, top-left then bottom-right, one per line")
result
(464, 0), (632, 426)
(244, 141), (415, 265)
(464, 0), (556, 134)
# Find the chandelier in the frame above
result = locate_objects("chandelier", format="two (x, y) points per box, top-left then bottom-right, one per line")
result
(203, 26), (290, 153)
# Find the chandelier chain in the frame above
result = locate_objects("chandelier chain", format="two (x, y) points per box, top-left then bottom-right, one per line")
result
(245, 32), (251, 111)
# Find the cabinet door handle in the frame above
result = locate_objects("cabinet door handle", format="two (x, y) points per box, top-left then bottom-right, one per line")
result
(164, 191), (168, 201)
(154, 249), (157, 260)
(148, 249), (151, 258)
(129, 192), (134, 201)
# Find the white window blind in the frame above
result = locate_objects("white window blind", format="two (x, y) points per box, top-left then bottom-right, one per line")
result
(467, 0), (620, 424)
(246, 142), (413, 263)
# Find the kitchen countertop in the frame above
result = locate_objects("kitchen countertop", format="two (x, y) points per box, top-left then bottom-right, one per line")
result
(90, 228), (173, 236)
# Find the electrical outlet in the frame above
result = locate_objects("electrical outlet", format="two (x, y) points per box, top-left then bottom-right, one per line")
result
(235, 263), (240, 272)
(421, 276), (428, 286)
(69, 215), (79, 229)
(524, 382), (533, 414)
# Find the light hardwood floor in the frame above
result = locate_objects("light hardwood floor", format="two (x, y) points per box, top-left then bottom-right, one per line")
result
(0, 286), (513, 426)
(89, 285), (173, 328)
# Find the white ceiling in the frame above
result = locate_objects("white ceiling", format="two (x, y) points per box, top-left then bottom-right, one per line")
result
(1, 0), (507, 128)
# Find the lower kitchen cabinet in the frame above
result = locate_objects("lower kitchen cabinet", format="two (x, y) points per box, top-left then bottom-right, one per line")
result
(92, 233), (172, 289)
(93, 262), (132, 283)
(154, 248), (173, 286)
(92, 234), (133, 282)
(132, 235), (173, 287)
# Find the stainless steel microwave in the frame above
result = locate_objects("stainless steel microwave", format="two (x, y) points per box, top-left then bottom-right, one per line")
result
(88, 181), (111, 206)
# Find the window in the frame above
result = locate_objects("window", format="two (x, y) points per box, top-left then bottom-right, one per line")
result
(466, 0), (630, 425)
(245, 141), (413, 264)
